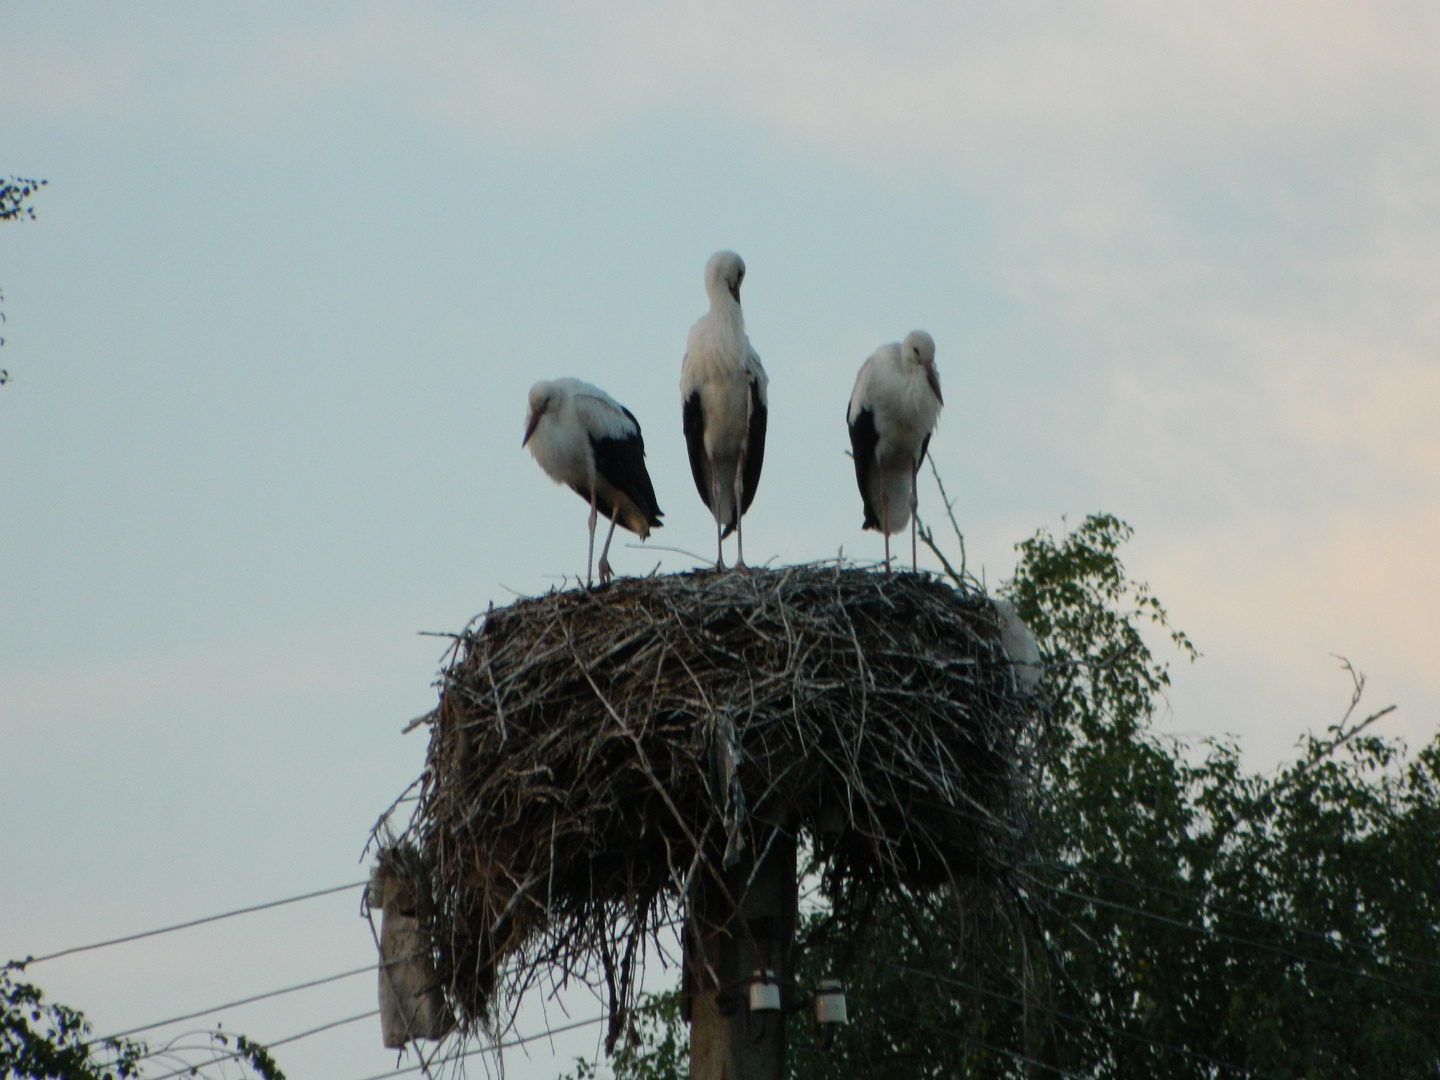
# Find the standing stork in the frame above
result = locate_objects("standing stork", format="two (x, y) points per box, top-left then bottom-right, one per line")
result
(847, 330), (944, 573)
(523, 378), (663, 587)
(680, 250), (769, 570)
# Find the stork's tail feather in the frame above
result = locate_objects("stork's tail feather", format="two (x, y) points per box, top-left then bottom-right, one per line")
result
(629, 508), (664, 537)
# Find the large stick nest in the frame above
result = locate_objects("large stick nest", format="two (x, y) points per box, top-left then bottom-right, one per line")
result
(376, 564), (1042, 1034)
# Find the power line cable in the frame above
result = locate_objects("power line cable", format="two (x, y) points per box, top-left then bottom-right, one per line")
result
(88, 961), (378, 1046)
(11, 879), (368, 969)
(347, 1013), (608, 1080)
(882, 960), (1257, 1078)
(1037, 861), (1440, 975)
(63, 898), (676, 1071)
(1016, 870), (1427, 1012)
(869, 1002), (1087, 1080)
(1020, 874), (1440, 1002)
(140, 1008), (380, 1080)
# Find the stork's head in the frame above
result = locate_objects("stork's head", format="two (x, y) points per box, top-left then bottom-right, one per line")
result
(902, 330), (942, 406)
(704, 250), (746, 307)
(523, 380), (557, 447)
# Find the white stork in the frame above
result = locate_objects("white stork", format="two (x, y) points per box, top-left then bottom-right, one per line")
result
(523, 378), (663, 587)
(847, 330), (943, 572)
(680, 250), (769, 570)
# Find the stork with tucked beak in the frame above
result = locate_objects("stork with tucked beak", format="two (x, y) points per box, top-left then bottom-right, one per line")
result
(680, 250), (769, 571)
(523, 378), (663, 586)
(847, 330), (943, 572)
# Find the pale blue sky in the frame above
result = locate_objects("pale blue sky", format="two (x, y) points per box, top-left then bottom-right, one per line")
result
(4, 3), (1439, 1077)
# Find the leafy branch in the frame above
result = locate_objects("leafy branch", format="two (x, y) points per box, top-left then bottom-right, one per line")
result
(1, 964), (286, 1080)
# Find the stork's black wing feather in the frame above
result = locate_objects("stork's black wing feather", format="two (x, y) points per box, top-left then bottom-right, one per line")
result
(682, 390), (712, 510)
(848, 405), (882, 530)
(591, 412), (663, 530)
(739, 377), (767, 516)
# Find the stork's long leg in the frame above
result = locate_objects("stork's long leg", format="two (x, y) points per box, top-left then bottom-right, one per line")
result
(710, 461), (725, 570)
(911, 459), (921, 573)
(733, 445), (748, 572)
(586, 488), (598, 588)
(882, 486), (891, 574)
(597, 512), (619, 584)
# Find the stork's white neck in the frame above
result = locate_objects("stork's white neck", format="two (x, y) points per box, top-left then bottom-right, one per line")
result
(705, 283), (741, 317)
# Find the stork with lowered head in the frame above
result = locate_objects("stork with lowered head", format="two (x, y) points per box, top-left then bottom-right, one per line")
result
(680, 250), (769, 571)
(523, 378), (663, 587)
(847, 330), (943, 572)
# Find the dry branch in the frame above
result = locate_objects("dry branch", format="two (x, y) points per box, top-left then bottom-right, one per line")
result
(373, 563), (1043, 1035)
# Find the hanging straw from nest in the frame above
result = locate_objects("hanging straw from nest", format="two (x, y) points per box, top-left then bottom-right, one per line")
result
(374, 562), (1042, 1041)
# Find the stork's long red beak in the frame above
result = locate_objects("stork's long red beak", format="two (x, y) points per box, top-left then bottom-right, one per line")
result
(522, 411), (540, 447)
(729, 283), (740, 303)
(924, 361), (943, 406)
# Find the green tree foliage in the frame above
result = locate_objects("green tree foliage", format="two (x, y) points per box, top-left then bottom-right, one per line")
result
(1, 964), (287, 1080)
(1004, 516), (1440, 1077)
(1, 966), (143, 1080)
(568, 514), (1440, 1078)
(565, 993), (689, 1080)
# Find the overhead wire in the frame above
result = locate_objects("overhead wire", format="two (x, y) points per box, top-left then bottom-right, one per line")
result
(346, 1013), (609, 1080)
(12, 879), (369, 968)
(868, 1002), (1087, 1080)
(138, 1008), (380, 1080)
(87, 961), (380, 1046)
(13, 767), (1428, 1074)
(881, 960), (1257, 1078)
(340, 987), (1153, 1080)
(1018, 874), (1440, 1002)
(62, 897), (683, 1074)
(1037, 860), (1440, 975)
(61, 872), (1426, 1078)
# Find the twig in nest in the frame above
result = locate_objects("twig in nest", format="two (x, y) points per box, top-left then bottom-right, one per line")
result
(372, 563), (1041, 1038)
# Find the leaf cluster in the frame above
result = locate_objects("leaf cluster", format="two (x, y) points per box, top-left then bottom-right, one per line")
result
(2, 965), (143, 1080)
(1, 963), (289, 1080)
(563, 992), (690, 1080)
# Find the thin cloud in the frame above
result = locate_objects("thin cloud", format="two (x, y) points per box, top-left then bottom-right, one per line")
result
(7, 2), (1440, 163)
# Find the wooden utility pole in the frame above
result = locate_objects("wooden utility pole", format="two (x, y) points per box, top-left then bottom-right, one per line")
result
(685, 823), (797, 1080)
